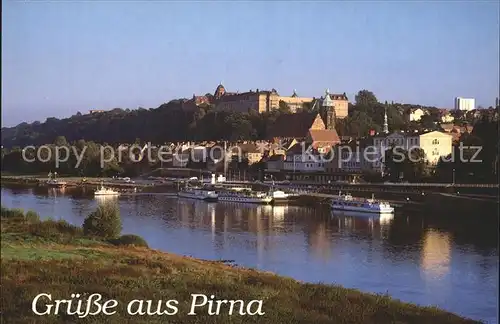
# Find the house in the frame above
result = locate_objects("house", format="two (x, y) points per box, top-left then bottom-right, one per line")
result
(282, 143), (327, 172)
(306, 129), (340, 153)
(268, 112), (340, 150)
(449, 125), (474, 142)
(407, 108), (428, 122)
(440, 123), (454, 133)
(230, 143), (264, 165)
(439, 109), (455, 123)
(325, 138), (374, 173)
(372, 130), (453, 169)
(265, 154), (285, 171)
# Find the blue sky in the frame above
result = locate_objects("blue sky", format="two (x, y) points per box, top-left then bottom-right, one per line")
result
(2, 1), (499, 127)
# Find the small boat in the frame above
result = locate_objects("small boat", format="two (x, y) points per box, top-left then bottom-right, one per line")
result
(331, 192), (394, 214)
(177, 187), (218, 202)
(269, 190), (289, 205)
(94, 182), (120, 196)
(218, 191), (273, 204)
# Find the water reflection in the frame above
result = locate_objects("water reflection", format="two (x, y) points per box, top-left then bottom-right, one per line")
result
(0, 186), (498, 323)
(421, 230), (451, 278)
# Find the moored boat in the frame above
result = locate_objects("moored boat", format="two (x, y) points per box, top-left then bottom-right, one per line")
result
(94, 182), (120, 196)
(269, 190), (289, 205)
(218, 191), (273, 204)
(177, 187), (218, 202)
(330, 192), (394, 214)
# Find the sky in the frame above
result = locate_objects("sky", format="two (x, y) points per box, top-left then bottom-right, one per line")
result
(2, 1), (499, 127)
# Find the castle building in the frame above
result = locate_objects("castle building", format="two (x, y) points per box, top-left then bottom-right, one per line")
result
(320, 89), (349, 119)
(208, 83), (349, 117)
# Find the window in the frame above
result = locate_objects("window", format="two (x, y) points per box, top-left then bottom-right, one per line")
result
(432, 139), (439, 145)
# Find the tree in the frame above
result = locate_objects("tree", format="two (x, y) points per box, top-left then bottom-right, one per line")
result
(278, 100), (291, 114)
(383, 147), (427, 182)
(82, 202), (122, 239)
(419, 114), (437, 130)
(355, 90), (378, 107)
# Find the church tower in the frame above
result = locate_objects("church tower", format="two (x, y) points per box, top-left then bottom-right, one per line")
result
(383, 106), (389, 134)
(322, 89), (336, 130)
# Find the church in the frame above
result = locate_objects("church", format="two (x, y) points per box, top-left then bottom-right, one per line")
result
(267, 89), (341, 152)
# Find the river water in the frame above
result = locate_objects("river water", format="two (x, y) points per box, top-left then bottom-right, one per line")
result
(1, 185), (498, 323)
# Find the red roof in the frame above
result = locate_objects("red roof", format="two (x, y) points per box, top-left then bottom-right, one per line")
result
(307, 129), (340, 145)
(267, 112), (321, 139)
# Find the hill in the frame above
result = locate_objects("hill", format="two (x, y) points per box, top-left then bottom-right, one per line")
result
(1, 90), (450, 148)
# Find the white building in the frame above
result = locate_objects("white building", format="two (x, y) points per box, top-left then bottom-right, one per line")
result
(408, 108), (428, 122)
(372, 130), (453, 171)
(282, 144), (327, 172)
(454, 97), (475, 111)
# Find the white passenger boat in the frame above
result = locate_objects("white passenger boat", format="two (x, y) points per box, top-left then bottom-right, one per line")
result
(218, 191), (273, 204)
(330, 192), (394, 214)
(269, 190), (289, 204)
(177, 187), (218, 202)
(94, 182), (120, 196)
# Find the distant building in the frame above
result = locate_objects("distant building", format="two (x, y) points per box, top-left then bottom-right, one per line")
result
(318, 89), (349, 119)
(407, 108), (428, 122)
(325, 138), (374, 173)
(265, 154), (285, 171)
(213, 84), (280, 113)
(196, 83), (348, 117)
(279, 90), (314, 113)
(183, 94), (211, 111)
(230, 143), (263, 165)
(372, 130), (453, 171)
(282, 143), (326, 172)
(454, 97), (475, 111)
(267, 111), (340, 151)
(439, 109), (455, 123)
(89, 110), (105, 114)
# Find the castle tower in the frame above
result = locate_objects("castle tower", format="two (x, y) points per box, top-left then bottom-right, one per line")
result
(383, 106), (389, 134)
(322, 89), (336, 130)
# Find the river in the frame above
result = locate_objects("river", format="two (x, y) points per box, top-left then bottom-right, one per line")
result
(1, 185), (498, 323)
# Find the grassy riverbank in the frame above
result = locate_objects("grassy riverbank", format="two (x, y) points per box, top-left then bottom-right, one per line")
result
(0, 206), (479, 324)
(1, 208), (480, 323)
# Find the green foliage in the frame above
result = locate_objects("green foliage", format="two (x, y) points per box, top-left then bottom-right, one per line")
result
(383, 147), (427, 182)
(355, 90), (378, 107)
(25, 210), (40, 223)
(435, 117), (498, 184)
(29, 219), (83, 239)
(83, 202), (122, 239)
(1, 207), (25, 219)
(109, 234), (149, 248)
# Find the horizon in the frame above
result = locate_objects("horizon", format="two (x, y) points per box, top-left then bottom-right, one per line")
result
(2, 1), (499, 127)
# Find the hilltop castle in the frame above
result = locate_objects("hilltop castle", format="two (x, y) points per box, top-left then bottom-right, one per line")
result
(184, 83), (349, 119)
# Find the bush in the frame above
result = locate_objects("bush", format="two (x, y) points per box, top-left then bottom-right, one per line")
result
(30, 219), (83, 238)
(82, 202), (122, 239)
(1, 206), (25, 219)
(109, 234), (149, 248)
(25, 210), (40, 223)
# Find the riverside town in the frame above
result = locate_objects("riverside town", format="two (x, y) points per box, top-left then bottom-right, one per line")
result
(1, 2), (499, 324)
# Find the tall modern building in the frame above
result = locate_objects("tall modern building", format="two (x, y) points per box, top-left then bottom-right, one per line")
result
(454, 97), (475, 111)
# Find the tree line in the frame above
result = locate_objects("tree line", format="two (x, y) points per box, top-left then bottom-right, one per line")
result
(1, 90), (464, 148)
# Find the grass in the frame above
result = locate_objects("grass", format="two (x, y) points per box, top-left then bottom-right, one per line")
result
(0, 206), (480, 324)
